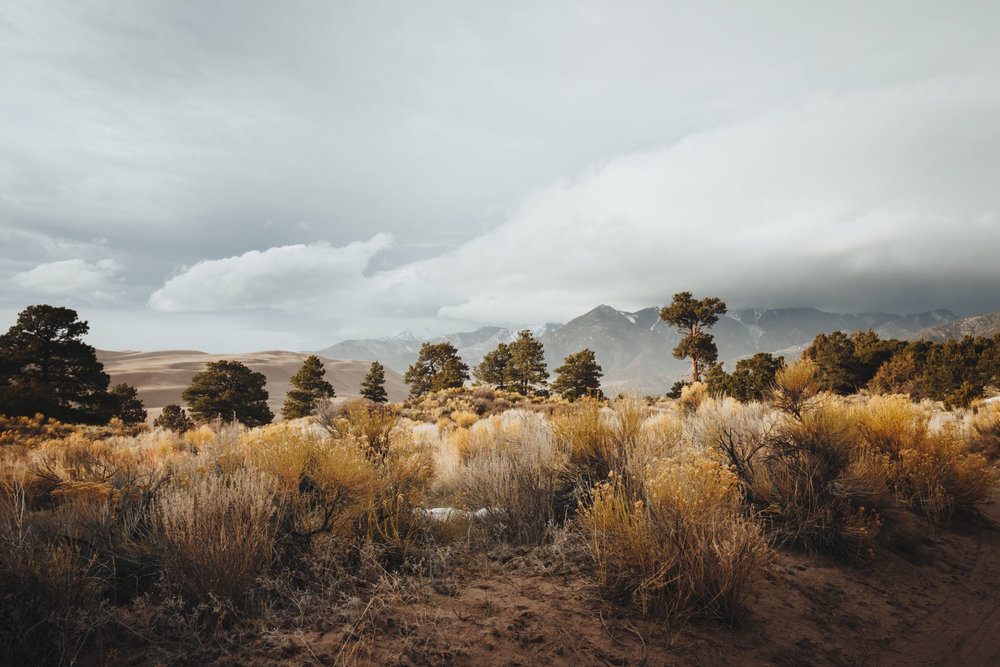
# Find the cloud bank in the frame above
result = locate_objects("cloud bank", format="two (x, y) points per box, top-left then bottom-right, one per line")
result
(11, 258), (123, 299)
(150, 77), (1000, 336)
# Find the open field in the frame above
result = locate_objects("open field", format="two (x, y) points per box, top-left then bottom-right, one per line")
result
(2, 385), (1000, 665)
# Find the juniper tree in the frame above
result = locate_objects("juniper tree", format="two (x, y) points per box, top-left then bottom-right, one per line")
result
(153, 404), (194, 432)
(282, 355), (335, 419)
(360, 361), (389, 403)
(182, 360), (273, 426)
(551, 349), (603, 401)
(404, 342), (469, 398)
(109, 383), (148, 424)
(659, 292), (727, 384)
(0, 304), (112, 423)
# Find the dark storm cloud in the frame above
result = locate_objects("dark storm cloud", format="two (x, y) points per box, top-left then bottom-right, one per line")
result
(2, 1), (999, 349)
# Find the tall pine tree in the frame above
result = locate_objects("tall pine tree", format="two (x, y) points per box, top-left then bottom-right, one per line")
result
(551, 349), (603, 401)
(360, 361), (389, 403)
(506, 330), (549, 396)
(659, 292), (727, 383)
(0, 305), (112, 423)
(282, 355), (335, 419)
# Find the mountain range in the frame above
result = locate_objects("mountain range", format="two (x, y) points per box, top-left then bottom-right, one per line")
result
(316, 305), (958, 395)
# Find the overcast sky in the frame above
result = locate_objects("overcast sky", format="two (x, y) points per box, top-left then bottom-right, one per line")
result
(2, 1), (999, 352)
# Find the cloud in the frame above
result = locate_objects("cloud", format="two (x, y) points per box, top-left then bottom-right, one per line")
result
(145, 77), (1000, 343)
(10, 258), (123, 297)
(148, 234), (392, 312)
(414, 78), (1000, 321)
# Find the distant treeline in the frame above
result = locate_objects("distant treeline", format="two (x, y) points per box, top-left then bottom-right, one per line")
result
(706, 330), (1000, 408)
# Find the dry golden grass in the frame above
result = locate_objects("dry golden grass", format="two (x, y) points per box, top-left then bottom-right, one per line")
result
(1, 389), (997, 661)
(579, 451), (771, 622)
(855, 396), (997, 522)
(771, 358), (821, 418)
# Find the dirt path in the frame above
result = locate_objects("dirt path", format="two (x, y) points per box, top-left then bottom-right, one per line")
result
(303, 493), (1000, 666)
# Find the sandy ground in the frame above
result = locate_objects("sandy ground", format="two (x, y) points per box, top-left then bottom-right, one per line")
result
(288, 492), (1000, 666)
(96, 349), (409, 422)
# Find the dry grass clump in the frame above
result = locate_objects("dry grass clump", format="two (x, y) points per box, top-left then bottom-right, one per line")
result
(315, 398), (400, 461)
(402, 386), (529, 423)
(452, 410), (568, 544)
(771, 358), (821, 418)
(968, 402), (1000, 458)
(579, 451), (771, 622)
(855, 395), (996, 523)
(678, 381), (709, 413)
(750, 404), (884, 558)
(155, 469), (280, 604)
(0, 477), (109, 665)
(0, 413), (75, 447)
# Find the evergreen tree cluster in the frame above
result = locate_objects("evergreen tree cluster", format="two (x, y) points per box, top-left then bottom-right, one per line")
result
(473, 330), (549, 395)
(705, 352), (785, 402)
(803, 329), (1000, 407)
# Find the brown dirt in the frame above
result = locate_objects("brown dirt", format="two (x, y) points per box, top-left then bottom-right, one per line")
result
(292, 494), (1000, 666)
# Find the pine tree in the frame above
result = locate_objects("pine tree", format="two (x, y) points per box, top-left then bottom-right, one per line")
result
(109, 383), (148, 424)
(659, 292), (727, 383)
(182, 360), (273, 426)
(282, 355), (335, 419)
(360, 361), (389, 403)
(474, 342), (511, 390)
(153, 404), (194, 432)
(505, 330), (549, 396)
(404, 342), (469, 398)
(551, 349), (603, 401)
(0, 304), (112, 423)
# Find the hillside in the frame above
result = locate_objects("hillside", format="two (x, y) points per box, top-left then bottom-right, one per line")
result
(909, 311), (1000, 342)
(318, 305), (957, 395)
(96, 350), (408, 422)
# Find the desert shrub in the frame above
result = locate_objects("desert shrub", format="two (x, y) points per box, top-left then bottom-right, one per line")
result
(770, 358), (821, 419)
(315, 399), (400, 462)
(739, 403), (884, 559)
(968, 402), (1000, 458)
(868, 354), (923, 398)
(678, 381), (708, 413)
(239, 424), (382, 545)
(456, 410), (568, 543)
(450, 410), (478, 428)
(155, 469), (280, 604)
(0, 413), (75, 447)
(0, 479), (109, 665)
(855, 396), (996, 522)
(579, 451), (771, 622)
(688, 399), (777, 487)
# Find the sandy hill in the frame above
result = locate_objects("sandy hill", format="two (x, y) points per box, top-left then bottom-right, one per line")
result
(909, 311), (1000, 342)
(96, 350), (408, 422)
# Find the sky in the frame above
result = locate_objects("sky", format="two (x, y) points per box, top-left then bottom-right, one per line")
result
(2, 1), (1000, 352)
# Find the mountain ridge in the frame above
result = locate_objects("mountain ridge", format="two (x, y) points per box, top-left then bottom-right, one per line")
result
(316, 305), (958, 395)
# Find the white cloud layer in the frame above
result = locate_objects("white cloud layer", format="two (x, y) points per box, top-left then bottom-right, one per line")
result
(11, 258), (123, 298)
(148, 235), (393, 312)
(143, 76), (1000, 341)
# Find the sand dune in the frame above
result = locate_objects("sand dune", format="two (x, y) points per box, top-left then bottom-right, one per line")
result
(96, 350), (409, 422)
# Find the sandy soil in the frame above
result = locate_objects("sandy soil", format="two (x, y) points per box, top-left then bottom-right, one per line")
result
(96, 349), (409, 421)
(290, 492), (1000, 666)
